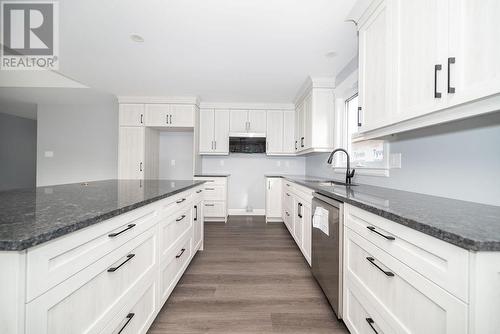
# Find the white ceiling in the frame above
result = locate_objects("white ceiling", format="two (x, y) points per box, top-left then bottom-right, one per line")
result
(57, 0), (358, 103)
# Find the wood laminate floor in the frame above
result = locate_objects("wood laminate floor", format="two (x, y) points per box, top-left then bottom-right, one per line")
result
(148, 216), (349, 334)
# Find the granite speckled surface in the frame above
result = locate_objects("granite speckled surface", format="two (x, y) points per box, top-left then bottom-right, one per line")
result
(266, 174), (500, 251)
(0, 179), (205, 251)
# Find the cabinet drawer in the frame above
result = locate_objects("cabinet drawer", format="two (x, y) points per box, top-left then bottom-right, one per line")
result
(160, 206), (192, 261)
(160, 235), (192, 303)
(283, 189), (293, 211)
(344, 285), (396, 334)
(26, 204), (158, 302)
(26, 227), (158, 334)
(344, 204), (469, 302)
(344, 228), (467, 334)
(203, 184), (226, 201)
(102, 277), (157, 334)
(203, 201), (225, 217)
(194, 177), (227, 186)
(158, 190), (193, 219)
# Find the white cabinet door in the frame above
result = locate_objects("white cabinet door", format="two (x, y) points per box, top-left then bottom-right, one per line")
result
(265, 178), (282, 219)
(301, 202), (311, 265)
(199, 109), (215, 153)
(213, 109), (230, 154)
(448, 0), (500, 109)
(266, 111), (283, 154)
(358, 1), (391, 131)
(119, 104), (145, 127)
(296, 102), (305, 152)
(283, 111), (295, 154)
(118, 127), (145, 179)
(193, 199), (203, 250)
(145, 104), (170, 127)
(169, 104), (195, 127)
(392, 0), (449, 121)
(302, 93), (312, 150)
(248, 110), (266, 133)
(229, 109), (248, 133)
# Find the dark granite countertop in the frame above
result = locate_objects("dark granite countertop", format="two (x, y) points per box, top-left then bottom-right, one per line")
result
(194, 174), (231, 177)
(270, 174), (500, 251)
(0, 179), (205, 251)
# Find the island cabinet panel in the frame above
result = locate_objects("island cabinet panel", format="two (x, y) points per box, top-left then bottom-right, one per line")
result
(25, 226), (158, 334)
(26, 203), (159, 302)
(0, 184), (205, 334)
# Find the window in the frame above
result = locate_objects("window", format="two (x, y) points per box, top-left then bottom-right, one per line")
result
(332, 92), (390, 177)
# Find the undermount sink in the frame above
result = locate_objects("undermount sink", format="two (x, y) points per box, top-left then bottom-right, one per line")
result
(312, 180), (358, 187)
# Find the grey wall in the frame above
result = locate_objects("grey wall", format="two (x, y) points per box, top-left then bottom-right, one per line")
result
(159, 131), (193, 179)
(202, 154), (305, 211)
(36, 99), (118, 186)
(306, 112), (500, 206)
(0, 112), (37, 191)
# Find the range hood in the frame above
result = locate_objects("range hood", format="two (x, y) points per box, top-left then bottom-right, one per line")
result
(229, 136), (266, 153)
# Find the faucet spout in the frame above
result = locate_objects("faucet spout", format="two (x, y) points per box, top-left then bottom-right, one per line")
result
(326, 148), (355, 185)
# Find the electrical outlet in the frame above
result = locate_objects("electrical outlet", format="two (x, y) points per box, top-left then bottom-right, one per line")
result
(276, 161), (281, 167)
(285, 161), (290, 167)
(220, 160), (225, 166)
(171, 159), (176, 166)
(44, 151), (54, 158)
(390, 153), (402, 169)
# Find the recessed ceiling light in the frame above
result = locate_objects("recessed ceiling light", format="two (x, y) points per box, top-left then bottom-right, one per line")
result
(325, 51), (337, 58)
(130, 34), (144, 43)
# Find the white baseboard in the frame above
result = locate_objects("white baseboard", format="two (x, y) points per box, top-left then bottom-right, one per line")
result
(228, 209), (265, 216)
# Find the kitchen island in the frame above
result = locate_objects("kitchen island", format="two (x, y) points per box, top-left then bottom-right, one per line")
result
(0, 179), (206, 334)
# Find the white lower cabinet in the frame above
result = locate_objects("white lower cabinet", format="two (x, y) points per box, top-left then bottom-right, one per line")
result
(342, 203), (500, 334)
(344, 228), (467, 334)
(13, 185), (205, 334)
(194, 176), (228, 222)
(265, 177), (282, 221)
(277, 179), (313, 266)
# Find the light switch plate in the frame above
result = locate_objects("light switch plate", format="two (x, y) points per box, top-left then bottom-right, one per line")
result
(171, 160), (176, 166)
(44, 151), (54, 158)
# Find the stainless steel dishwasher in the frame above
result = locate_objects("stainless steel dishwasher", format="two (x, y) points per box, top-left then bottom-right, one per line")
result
(311, 192), (343, 319)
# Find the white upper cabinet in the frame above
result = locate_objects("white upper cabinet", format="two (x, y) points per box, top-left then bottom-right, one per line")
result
(145, 104), (194, 127)
(283, 111), (295, 154)
(358, 0), (391, 132)
(199, 108), (229, 155)
(266, 111), (284, 154)
(392, 0), (448, 121)
(294, 78), (335, 154)
(448, 0), (500, 108)
(213, 109), (230, 153)
(248, 110), (267, 133)
(356, 0), (500, 139)
(169, 104), (195, 127)
(229, 110), (248, 133)
(199, 108), (215, 153)
(266, 110), (295, 155)
(229, 109), (266, 134)
(119, 104), (145, 127)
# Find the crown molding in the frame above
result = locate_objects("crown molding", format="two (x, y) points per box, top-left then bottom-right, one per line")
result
(118, 96), (200, 105)
(199, 102), (295, 110)
(294, 76), (336, 104)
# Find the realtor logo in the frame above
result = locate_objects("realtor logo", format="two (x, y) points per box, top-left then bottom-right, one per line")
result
(1, 1), (59, 70)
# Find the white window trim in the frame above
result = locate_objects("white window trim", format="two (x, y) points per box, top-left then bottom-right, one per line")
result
(331, 70), (390, 177)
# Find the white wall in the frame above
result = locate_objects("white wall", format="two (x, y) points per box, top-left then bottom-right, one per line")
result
(159, 131), (194, 180)
(306, 111), (500, 206)
(36, 98), (118, 186)
(0, 112), (37, 191)
(202, 154), (305, 211)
